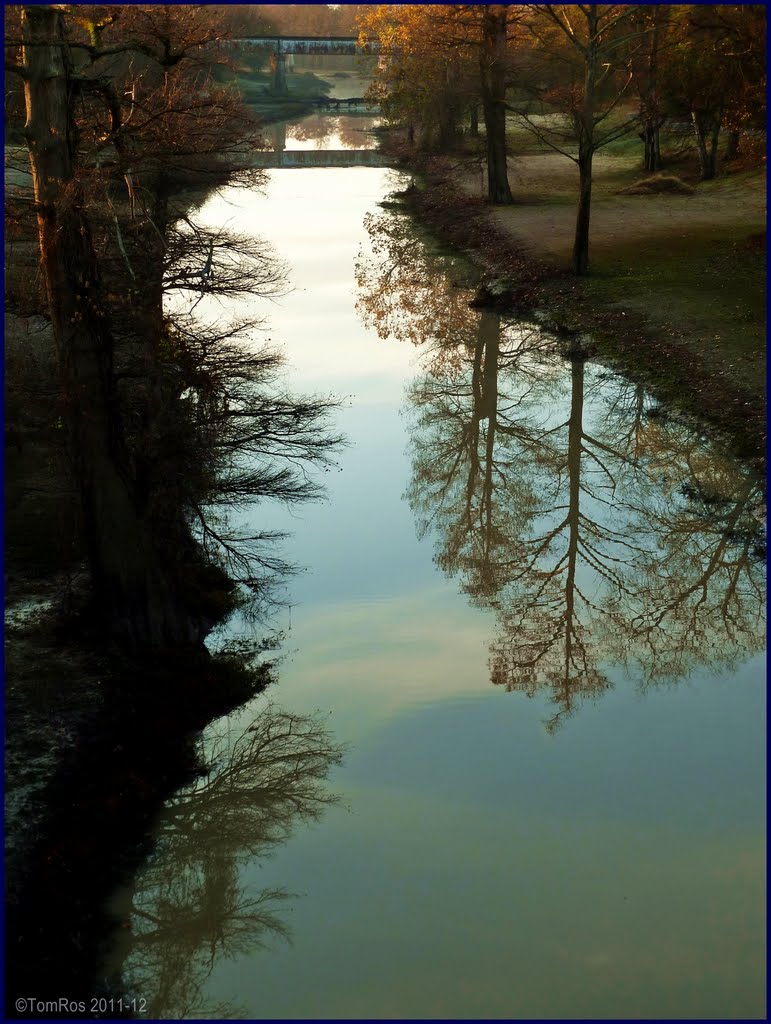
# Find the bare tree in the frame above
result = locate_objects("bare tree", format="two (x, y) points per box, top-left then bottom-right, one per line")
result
(7, 4), (341, 647)
(519, 5), (647, 274)
(13, 5), (202, 647)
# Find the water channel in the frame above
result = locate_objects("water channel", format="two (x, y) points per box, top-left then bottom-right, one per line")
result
(105, 113), (766, 1019)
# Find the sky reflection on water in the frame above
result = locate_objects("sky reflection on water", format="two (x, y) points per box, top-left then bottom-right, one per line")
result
(120, 133), (765, 1019)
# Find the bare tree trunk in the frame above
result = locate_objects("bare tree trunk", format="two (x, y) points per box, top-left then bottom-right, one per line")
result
(691, 111), (709, 177)
(571, 10), (598, 275)
(691, 109), (720, 180)
(480, 5), (513, 204)
(469, 311), (501, 579)
(557, 355), (585, 722)
(436, 62), (461, 151)
(708, 117), (721, 177)
(480, 310), (500, 422)
(573, 145), (594, 276)
(571, 5), (597, 275)
(21, 5), (199, 650)
(469, 103), (479, 138)
(724, 128), (740, 161)
(638, 6), (665, 172)
(640, 119), (663, 172)
(437, 108), (457, 150)
(481, 311), (499, 546)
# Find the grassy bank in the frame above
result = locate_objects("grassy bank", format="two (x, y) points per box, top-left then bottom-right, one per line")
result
(385, 128), (766, 470)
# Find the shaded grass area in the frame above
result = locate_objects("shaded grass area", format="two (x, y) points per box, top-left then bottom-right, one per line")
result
(532, 194), (765, 465)
(584, 226), (765, 395)
(538, 241), (765, 470)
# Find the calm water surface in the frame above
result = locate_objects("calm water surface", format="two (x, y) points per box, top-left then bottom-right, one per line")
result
(108, 117), (766, 1019)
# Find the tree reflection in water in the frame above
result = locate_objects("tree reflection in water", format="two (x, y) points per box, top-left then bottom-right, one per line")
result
(105, 707), (344, 1018)
(357, 209), (766, 731)
(280, 115), (378, 151)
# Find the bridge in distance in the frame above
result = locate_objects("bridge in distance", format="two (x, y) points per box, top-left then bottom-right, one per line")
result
(250, 149), (393, 169)
(235, 36), (377, 55)
(233, 35), (380, 97)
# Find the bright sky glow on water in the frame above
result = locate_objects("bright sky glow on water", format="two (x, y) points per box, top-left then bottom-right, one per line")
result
(121, 116), (766, 1020)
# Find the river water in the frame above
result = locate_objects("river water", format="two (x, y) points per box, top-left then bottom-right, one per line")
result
(106, 115), (766, 1019)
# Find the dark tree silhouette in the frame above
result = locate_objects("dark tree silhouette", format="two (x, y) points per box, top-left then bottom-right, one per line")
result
(6, 4), (342, 647)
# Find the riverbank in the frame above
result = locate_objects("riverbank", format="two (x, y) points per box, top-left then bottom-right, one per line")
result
(3, 167), (279, 1020)
(5, 623), (274, 1016)
(385, 134), (766, 471)
(4, 316), (273, 1008)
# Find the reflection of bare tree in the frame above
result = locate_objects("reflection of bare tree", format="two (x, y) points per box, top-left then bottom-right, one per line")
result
(494, 370), (764, 727)
(598, 377), (650, 467)
(287, 114), (378, 150)
(406, 312), (554, 600)
(440, 350), (643, 731)
(287, 113), (333, 147)
(359, 207), (766, 730)
(487, 358), (623, 729)
(107, 707), (344, 1018)
(604, 418), (766, 684)
(356, 210), (480, 360)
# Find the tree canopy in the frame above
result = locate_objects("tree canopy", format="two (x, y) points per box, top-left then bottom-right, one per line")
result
(358, 3), (766, 272)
